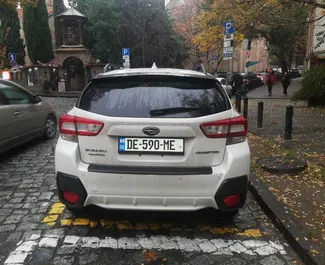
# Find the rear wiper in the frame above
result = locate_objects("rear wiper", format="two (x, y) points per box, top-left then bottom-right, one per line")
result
(149, 107), (201, 116)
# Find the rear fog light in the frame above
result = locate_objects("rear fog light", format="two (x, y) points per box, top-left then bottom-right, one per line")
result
(63, 191), (79, 204)
(224, 194), (240, 207)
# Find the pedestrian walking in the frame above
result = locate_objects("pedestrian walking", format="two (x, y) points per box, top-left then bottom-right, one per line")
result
(265, 70), (276, 96)
(281, 72), (291, 96)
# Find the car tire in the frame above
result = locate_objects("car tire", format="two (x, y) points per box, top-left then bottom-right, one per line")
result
(44, 114), (57, 139)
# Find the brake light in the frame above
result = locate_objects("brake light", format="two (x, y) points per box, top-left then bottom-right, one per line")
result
(200, 116), (247, 145)
(63, 191), (79, 204)
(224, 194), (240, 207)
(59, 114), (104, 139)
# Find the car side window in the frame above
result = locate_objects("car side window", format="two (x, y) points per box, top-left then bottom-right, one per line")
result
(0, 83), (31, 105)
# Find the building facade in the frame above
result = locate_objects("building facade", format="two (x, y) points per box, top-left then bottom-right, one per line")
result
(306, 6), (325, 69)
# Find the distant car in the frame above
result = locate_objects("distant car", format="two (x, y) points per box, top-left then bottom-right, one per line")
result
(216, 77), (232, 97)
(242, 72), (261, 90)
(55, 67), (250, 218)
(0, 79), (57, 155)
(256, 72), (267, 84)
(296, 65), (304, 76)
(215, 72), (243, 94)
(290, 69), (301, 79)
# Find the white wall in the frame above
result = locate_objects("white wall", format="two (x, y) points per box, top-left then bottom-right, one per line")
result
(312, 7), (325, 53)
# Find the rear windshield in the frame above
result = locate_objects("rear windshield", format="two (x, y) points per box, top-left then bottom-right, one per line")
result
(77, 75), (230, 118)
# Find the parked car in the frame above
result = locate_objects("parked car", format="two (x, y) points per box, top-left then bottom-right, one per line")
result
(0, 79), (57, 155)
(242, 72), (261, 91)
(256, 72), (267, 84)
(296, 65), (304, 76)
(290, 69), (301, 79)
(215, 72), (243, 94)
(55, 67), (250, 219)
(216, 77), (232, 97)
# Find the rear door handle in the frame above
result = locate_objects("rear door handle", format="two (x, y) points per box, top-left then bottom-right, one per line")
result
(13, 111), (23, 116)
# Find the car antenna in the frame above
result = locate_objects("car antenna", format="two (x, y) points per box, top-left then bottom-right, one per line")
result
(151, 62), (158, 69)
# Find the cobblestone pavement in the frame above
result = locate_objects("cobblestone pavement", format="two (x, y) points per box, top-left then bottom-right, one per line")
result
(0, 97), (302, 265)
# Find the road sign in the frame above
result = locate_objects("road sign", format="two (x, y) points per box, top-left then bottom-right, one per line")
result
(224, 21), (234, 41)
(223, 47), (233, 54)
(122, 55), (129, 60)
(122, 48), (130, 56)
(10, 60), (17, 67)
(223, 53), (232, 60)
(8, 53), (16, 61)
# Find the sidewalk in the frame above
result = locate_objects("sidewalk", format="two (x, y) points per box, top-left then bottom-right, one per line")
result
(248, 78), (302, 99)
(245, 78), (325, 263)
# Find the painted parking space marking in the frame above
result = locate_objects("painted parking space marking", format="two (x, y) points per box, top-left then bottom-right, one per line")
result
(4, 234), (287, 264)
(40, 202), (265, 238)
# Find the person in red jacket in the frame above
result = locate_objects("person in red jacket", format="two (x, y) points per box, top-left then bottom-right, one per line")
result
(266, 70), (277, 96)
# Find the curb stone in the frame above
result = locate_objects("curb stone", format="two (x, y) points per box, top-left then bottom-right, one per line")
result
(248, 174), (323, 265)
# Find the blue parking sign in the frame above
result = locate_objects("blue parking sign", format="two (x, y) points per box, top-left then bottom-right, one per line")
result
(122, 48), (130, 56)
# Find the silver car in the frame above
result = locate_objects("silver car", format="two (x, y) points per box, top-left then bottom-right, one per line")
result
(0, 79), (57, 154)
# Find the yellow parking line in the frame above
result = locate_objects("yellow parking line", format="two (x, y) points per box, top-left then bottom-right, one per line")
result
(134, 223), (149, 230)
(100, 219), (115, 228)
(117, 221), (133, 230)
(41, 215), (59, 223)
(61, 219), (73, 226)
(41, 202), (263, 239)
(73, 218), (90, 226)
(237, 229), (262, 237)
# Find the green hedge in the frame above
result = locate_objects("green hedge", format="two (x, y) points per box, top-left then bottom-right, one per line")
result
(292, 67), (325, 106)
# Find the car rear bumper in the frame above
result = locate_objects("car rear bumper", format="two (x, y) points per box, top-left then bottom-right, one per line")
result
(55, 138), (250, 211)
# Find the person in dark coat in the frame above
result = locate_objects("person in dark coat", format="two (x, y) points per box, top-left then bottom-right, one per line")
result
(281, 72), (291, 96)
(266, 70), (277, 96)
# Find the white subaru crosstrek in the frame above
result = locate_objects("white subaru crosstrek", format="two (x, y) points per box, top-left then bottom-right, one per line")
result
(55, 68), (250, 218)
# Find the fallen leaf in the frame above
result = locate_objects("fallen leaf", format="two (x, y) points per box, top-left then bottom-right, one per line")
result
(144, 251), (158, 263)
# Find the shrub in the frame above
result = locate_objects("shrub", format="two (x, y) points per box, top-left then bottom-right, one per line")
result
(292, 66), (325, 106)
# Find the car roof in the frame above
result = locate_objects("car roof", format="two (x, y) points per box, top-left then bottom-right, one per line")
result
(96, 68), (216, 80)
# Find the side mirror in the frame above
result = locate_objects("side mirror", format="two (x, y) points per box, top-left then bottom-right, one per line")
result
(32, 96), (42, 104)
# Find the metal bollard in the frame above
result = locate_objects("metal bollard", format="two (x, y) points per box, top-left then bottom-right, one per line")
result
(236, 93), (242, 112)
(243, 97), (248, 119)
(284, 105), (294, 140)
(257, 101), (264, 128)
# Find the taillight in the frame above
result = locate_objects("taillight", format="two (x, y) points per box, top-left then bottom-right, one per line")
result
(59, 114), (104, 141)
(63, 191), (79, 204)
(224, 194), (240, 207)
(200, 116), (247, 145)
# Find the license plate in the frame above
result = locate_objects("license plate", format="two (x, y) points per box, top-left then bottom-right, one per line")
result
(118, 137), (184, 154)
